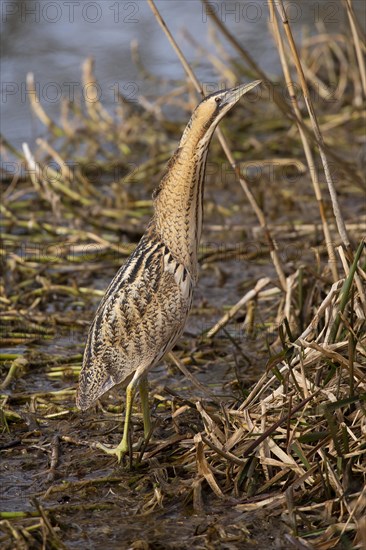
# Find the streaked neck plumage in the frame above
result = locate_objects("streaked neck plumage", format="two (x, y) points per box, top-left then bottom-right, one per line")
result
(151, 81), (261, 282)
(152, 112), (217, 282)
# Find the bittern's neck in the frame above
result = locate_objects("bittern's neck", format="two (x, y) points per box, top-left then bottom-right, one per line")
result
(152, 123), (214, 280)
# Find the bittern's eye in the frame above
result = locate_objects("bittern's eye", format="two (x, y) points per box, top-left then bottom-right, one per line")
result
(215, 96), (221, 104)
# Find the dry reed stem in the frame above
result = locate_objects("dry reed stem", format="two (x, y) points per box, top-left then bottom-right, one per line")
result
(26, 73), (63, 137)
(167, 352), (217, 401)
(268, 0), (339, 282)
(182, 29), (237, 86)
(82, 57), (114, 126)
(194, 433), (225, 498)
(344, 0), (366, 97)
(36, 138), (74, 182)
(22, 142), (92, 206)
(274, 0), (351, 251)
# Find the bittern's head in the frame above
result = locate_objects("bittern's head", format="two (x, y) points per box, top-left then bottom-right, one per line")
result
(180, 80), (261, 147)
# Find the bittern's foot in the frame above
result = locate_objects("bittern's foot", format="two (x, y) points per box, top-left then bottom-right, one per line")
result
(93, 441), (128, 463)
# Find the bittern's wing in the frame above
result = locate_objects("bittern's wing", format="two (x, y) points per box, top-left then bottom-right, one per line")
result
(76, 235), (193, 410)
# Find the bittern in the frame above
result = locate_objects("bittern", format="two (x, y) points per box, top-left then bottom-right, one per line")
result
(76, 81), (261, 461)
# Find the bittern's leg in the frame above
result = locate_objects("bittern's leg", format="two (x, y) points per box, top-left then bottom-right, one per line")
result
(95, 378), (137, 463)
(138, 374), (151, 438)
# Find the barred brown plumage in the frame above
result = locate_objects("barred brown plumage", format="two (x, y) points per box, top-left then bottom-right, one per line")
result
(76, 81), (261, 462)
(77, 228), (193, 411)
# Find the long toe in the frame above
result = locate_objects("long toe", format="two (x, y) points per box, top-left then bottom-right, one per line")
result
(93, 441), (128, 463)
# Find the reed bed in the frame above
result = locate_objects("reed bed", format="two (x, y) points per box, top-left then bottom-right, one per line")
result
(1, 1), (365, 548)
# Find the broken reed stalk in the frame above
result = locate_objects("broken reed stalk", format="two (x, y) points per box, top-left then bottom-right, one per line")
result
(36, 138), (74, 181)
(82, 57), (114, 126)
(206, 277), (271, 338)
(268, 0), (339, 282)
(26, 73), (63, 137)
(22, 143), (92, 206)
(147, 0), (287, 290)
(274, 0), (351, 252)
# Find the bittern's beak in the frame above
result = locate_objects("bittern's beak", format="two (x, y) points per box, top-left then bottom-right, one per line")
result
(220, 80), (262, 107)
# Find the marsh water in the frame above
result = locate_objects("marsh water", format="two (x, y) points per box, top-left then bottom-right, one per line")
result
(3, 0), (364, 149)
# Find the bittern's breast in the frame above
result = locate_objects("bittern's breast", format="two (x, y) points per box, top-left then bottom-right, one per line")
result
(76, 235), (195, 410)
